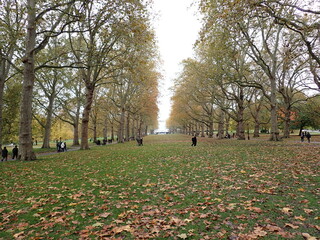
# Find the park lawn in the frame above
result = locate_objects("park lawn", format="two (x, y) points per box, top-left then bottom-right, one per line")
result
(0, 134), (319, 239)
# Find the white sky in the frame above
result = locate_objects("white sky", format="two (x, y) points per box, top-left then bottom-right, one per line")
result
(153, 0), (201, 130)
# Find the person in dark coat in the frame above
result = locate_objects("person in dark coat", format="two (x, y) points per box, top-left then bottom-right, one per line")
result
(191, 136), (197, 146)
(12, 145), (18, 159)
(306, 132), (311, 143)
(136, 137), (143, 146)
(56, 140), (61, 152)
(2, 147), (8, 161)
(300, 132), (305, 142)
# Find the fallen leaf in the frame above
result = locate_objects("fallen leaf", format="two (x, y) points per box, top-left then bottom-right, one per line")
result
(294, 215), (306, 221)
(99, 212), (111, 218)
(285, 223), (299, 229)
(177, 233), (188, 239)
(92, 222), (104, 227)
(302, 233), (317, 240)
(246, 206), (263, 213)
(112, 225), (133, 234)
(265, 224), (282, 232)
(282, 207), (293, 214)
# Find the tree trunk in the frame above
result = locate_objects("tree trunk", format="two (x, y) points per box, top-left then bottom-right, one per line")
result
(218, 111), (224, 139)
(269, 77), (280, 141)
(201, 123), (205, 137)
(118, 107), (125, 143)
(131, 118), (136, 140)
(126, 111), (130, 141)
(145, 125), (148, 136)
(253, 122), (260, 137)
(93, 124), (97, 143)
(80, 84), (95, 149)
(282, 108), (291, 138)
(19, 0), (36, 160)
(208, 121), (214, 138)
(103, 118), (108, 139)
(41, 104), (53, 148)
(0, 72), (4, 149)
(237, 121), (245, 140)
(111, 122), (114, 141)
(72, 98), (81, 146)
(235, 90), (246, 140)
(73, 122), (79, 146)
(138, 118), (143, 138)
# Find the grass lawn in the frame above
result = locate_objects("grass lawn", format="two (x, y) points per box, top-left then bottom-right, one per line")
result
(0, 134), (319, 239)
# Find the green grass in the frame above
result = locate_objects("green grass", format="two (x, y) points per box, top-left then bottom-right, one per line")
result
(0, 134), (319, 239)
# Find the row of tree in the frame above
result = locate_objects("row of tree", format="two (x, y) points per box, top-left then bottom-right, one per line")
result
(168, 0), (320, 139)
(0, 0), (160, 160)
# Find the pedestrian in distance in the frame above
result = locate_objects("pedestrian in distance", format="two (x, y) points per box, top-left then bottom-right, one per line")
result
(56, 140), (61, 152)
(300, 132), (305, 142)
(12, 145), (18, 159)
(60, 142), (65, 152)
(191, 136), (197, 146)
(2, 147), (8, 161)
(306, 132), (311, 143)
(136, 137), (143, 146)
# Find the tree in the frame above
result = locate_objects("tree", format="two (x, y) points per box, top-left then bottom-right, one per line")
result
(0, 0), (25, 148)
(69, 0), (153, 149)
(292, 96), (320, 134)
(252, 0), (320, 89)
(19, 0), (78, 160)
(33, 39), (70, 148)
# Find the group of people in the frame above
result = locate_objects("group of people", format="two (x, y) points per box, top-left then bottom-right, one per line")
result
(56, 141), (67, 152)
(301, 131), (312, 143)
(1, 145), (19, 161)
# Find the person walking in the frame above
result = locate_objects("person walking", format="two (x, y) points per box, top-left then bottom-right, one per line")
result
(191, 136), (197, 146)
(2, 147), (8, 161)
(306, 132), (311, 143)
(300, 132), (305, 142)
(60, 142), (65, 152)
(12, 145), (18, 159)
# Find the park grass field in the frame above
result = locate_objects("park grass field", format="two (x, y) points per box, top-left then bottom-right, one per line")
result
(0, 134), (319, 239)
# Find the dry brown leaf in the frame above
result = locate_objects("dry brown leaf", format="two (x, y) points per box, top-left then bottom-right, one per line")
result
(285, 223), (299, 229)
(302, 233), (317, 240)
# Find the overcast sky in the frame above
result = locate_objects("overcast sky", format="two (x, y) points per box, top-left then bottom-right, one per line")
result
(153, 0), (202, 130)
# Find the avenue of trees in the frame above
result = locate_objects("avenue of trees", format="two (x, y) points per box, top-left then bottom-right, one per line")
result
(0, 0), (160, 160)
(168, 0), (320, 140)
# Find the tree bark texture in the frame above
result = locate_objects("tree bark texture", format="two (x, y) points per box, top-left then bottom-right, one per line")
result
(80, 84), (94, 149)
(269, 77), (280, 141)
(103, 118), (108, 139)
(282, 108), (291, 138)
(126, 111), (130, 141)
(201, 123), (205, 137)
(118, 107), (125, 143)
(217, 111), (225, 139)
(19, 0), (36, 160)
(0, 72), (4, 149)
(208, 121), (214, 138)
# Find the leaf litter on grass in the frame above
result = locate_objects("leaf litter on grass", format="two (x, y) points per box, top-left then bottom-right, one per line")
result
(0, 134), (319, 239)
